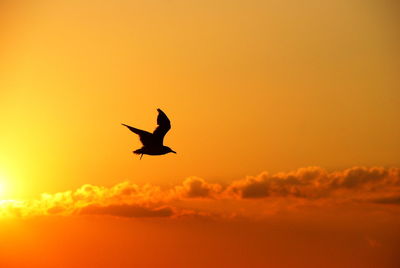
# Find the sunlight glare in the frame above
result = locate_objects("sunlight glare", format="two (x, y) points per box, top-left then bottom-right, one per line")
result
(0, 173), (9, 199)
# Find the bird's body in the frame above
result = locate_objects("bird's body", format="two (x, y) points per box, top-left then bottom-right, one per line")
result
(122, 109), (176, 159)
(133, 146), (174, 156)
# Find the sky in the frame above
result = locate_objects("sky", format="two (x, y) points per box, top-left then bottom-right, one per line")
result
(0, 0), (399, 267)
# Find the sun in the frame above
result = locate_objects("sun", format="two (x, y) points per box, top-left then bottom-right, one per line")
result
(0, 180), (5, 198)
(0, 182), (4, 197)
(0, 169), (20, 200)
(0, 174), (10, 199)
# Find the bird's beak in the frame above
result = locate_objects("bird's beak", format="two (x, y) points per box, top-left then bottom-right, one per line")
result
(172, 150), (177, 154)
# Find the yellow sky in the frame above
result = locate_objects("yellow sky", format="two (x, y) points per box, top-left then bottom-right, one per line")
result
(1, 0), (399, 198)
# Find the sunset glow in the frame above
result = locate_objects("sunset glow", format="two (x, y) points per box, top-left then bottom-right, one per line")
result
(1, 0), (399, 267)
(0, 173), (10, 199)
(0, 182), (4, 199)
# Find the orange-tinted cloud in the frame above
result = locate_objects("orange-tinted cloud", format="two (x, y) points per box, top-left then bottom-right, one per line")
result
(79, 204), (173, 218)
(173, 177), (222, 198)
(226, 166), (400, 200)
(1, 166), (399, 219)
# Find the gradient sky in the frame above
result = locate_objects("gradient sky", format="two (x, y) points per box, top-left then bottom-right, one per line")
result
(1, 0), (399, 198)
(0, 1), (399, 267)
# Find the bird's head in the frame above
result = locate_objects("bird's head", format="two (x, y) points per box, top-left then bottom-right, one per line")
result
(164, 146), (177, 154)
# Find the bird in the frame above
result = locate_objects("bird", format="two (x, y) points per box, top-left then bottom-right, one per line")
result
(122, 108), (176, 159)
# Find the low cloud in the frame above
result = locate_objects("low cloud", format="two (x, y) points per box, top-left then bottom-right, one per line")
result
(1, 166), (399, 219)
(79, 204), (173, 218)
(226, 166), (400, 200)
(370, 195), (400, 205)
(173, 177), (222, 198)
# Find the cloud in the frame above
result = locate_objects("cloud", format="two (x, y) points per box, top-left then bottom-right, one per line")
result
(330, 166), (394, 188)
(1, 166), (399, 219)
(370, 195), (400, 205)
(173, 177), (222, 198)
(226, 166), (400, 200)
(79, 204), (173, 218)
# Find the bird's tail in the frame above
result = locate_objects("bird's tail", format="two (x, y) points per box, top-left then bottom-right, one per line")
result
(133, 149), (144, 160)
(133, 148), (144, 155)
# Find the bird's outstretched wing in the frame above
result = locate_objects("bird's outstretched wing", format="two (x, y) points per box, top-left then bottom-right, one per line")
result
(153, 108), (171, 145)
(122, 124), (153, 146)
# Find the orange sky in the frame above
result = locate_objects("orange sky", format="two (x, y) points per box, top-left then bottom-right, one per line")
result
(0, 166), (400, 267)
(1, 0), (399, 267)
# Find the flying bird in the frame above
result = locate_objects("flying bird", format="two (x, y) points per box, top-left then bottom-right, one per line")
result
(122, 108), (176, 159)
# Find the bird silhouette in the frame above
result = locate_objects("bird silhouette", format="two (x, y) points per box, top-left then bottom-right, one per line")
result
(122, 108), (176, 159)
